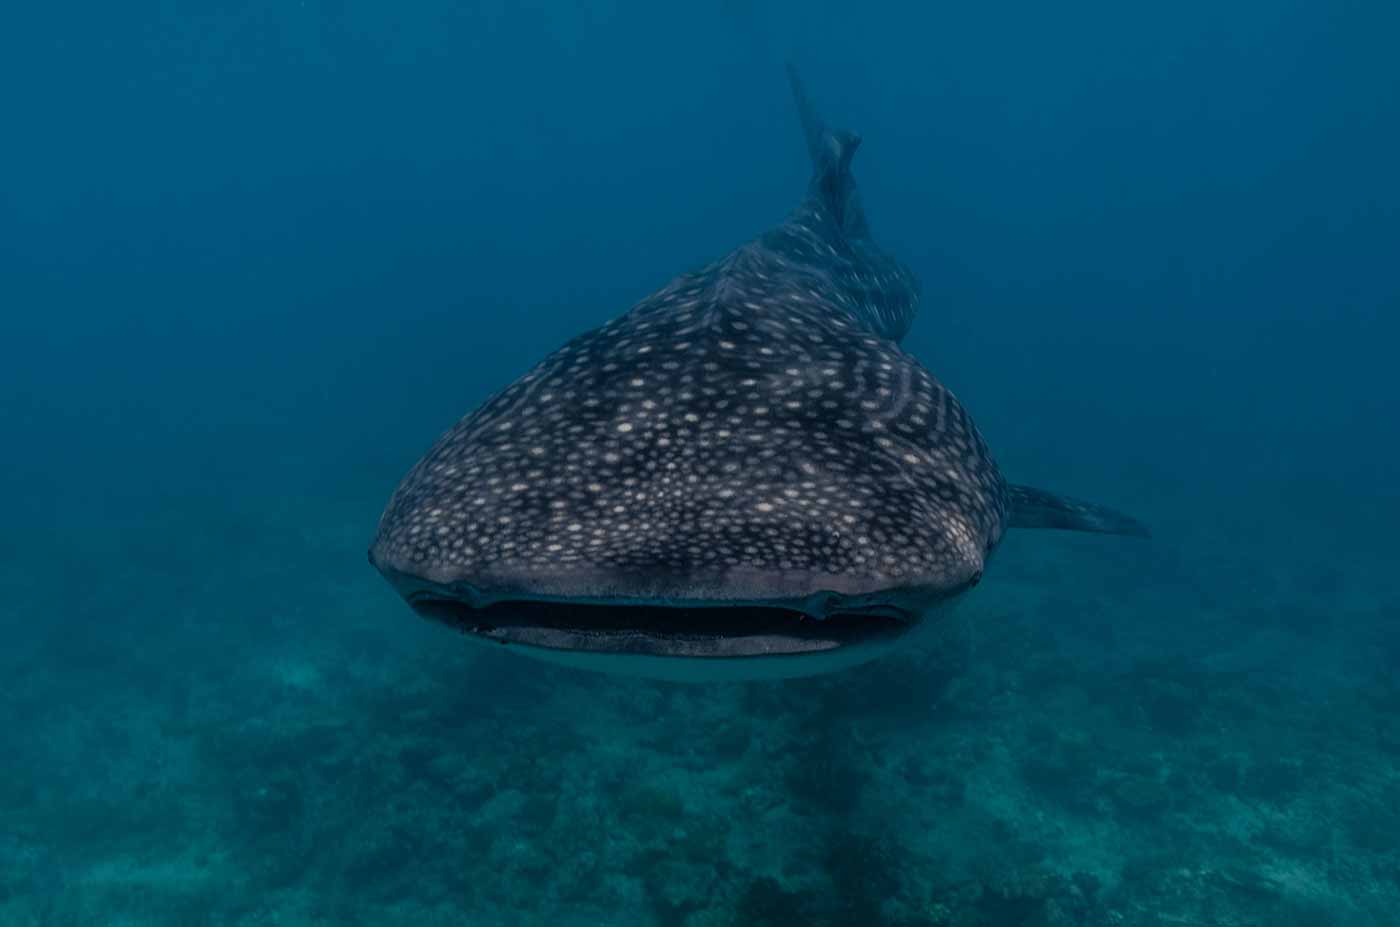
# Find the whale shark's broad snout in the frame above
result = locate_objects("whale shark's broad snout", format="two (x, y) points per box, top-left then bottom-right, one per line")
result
(369, 487), (990, 680)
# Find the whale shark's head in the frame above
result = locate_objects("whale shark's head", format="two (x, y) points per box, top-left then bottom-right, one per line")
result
(369, 252), (1007, 681)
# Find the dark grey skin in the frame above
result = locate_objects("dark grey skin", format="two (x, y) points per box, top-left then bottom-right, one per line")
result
(369, 67), (1147, 680)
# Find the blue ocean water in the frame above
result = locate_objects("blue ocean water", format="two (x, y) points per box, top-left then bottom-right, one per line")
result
(2, 1), (1397, 924)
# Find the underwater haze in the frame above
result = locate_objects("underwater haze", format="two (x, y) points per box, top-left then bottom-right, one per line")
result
(2, 0), (1398, 924)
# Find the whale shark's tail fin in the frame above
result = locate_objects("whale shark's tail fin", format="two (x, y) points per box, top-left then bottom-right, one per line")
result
(1007, 484), (1151, 538)
(786, 63), (868, 237)
(786, 62), (840, 169)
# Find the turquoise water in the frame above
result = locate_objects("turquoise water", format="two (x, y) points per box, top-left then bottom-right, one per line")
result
(2, 2), (1397, 924)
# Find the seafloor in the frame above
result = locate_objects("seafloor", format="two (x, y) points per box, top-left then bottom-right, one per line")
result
(2, 477), (1396, 926)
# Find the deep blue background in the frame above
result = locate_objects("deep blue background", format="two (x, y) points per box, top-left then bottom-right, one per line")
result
(2, 0), (1396, 646)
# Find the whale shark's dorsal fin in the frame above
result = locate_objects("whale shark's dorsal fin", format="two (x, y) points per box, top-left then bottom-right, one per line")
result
(786, 63), (869, 238)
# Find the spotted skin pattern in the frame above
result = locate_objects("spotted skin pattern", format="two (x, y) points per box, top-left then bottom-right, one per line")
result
(371, 192), (1009, 604)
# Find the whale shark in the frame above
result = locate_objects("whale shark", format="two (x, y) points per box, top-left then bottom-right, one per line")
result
(369, 66), (1148, 680)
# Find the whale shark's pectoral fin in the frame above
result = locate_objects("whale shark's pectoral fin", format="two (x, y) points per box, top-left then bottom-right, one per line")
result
(1007, 484), (1151, 538)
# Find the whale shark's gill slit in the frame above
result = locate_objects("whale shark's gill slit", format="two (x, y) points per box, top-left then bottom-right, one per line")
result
(407, 594), (911, 653)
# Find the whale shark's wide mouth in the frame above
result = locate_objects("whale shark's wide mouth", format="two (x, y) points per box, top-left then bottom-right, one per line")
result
(405, 594), (913, 657)
(373, 564), (939, 660)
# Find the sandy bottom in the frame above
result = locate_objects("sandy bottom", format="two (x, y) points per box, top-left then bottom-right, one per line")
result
(1, 488), (1396, 926)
